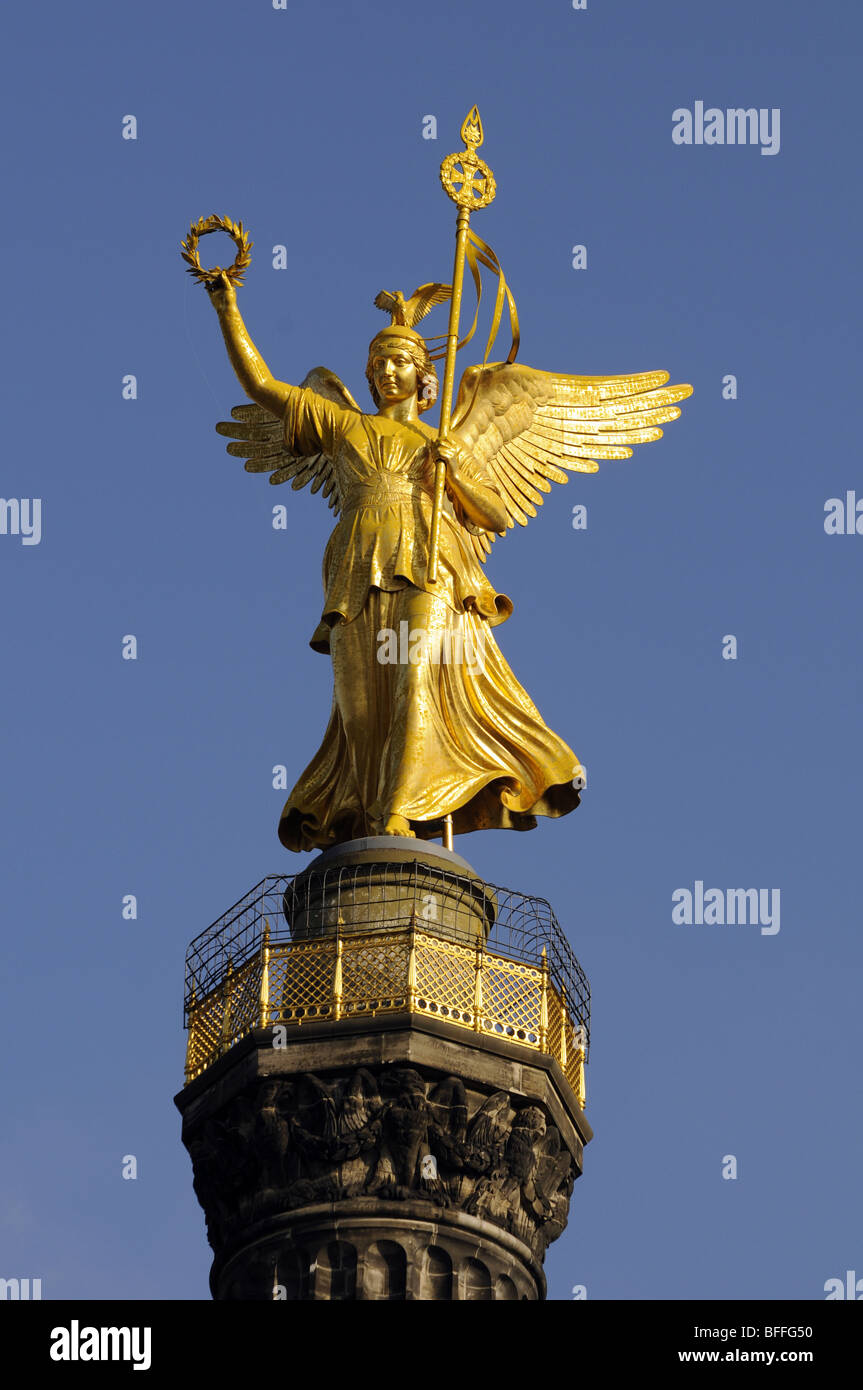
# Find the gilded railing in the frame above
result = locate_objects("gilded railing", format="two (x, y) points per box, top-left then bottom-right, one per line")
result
(183, 867), (589, 1107)
(185, 923), (587, 1106)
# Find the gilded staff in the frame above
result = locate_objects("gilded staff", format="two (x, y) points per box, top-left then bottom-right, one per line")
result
(428, 106), (497, 583)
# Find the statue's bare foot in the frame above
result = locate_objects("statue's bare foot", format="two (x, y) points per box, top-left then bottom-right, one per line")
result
(382, 814), (415, 837)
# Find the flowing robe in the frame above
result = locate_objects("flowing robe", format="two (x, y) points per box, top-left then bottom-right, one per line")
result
(277, 386), (583, 850)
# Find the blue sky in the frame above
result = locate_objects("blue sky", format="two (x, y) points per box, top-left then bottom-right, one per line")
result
(1, 0), (860, 1300)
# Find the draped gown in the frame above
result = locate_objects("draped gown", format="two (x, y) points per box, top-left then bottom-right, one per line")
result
(277, 385), (584, 851)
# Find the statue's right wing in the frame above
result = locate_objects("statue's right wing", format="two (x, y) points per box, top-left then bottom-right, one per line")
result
(215, 367), (361, 516)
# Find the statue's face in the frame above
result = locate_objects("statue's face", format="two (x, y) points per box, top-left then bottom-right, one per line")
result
(371, 344), (418, 404)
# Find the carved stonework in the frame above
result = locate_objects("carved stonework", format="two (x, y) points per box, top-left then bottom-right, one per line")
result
(185, 1065), (577, 1272)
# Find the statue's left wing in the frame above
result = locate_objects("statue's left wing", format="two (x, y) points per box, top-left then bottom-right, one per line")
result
(449, 362), (692, 563)
(215, 367), (361, 516)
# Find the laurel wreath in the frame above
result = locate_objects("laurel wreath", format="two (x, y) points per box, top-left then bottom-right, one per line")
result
(181, 214), (253, 287)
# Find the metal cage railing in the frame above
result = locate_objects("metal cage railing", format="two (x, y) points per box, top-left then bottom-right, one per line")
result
(183, 862), (590, 1106)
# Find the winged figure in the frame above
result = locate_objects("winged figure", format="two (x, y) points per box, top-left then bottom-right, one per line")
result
(465, 1090), (513, 1170)
(206, 271), (691, 850)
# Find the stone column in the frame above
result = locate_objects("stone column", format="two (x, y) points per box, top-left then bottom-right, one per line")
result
(176, 839), (592, 1300)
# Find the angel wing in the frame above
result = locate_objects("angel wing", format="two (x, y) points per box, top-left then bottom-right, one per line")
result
(427, 1076), (468, 1144)
(340, 1068), (382, 1135)
(531, 1126), (572, 1209)
(449, 362), (693, 564)
(294, 1072), (338, 1140)
(214, 367), (361, 515)
(466, 1091), (512, 1154)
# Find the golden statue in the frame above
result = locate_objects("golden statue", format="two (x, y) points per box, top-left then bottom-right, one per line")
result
(187, 109), (692, 852)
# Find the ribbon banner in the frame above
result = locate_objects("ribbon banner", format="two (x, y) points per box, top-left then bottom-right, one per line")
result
(428, 230), (520, 431)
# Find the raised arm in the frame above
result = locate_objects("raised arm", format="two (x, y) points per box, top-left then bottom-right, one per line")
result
(207, 272), (292, 418)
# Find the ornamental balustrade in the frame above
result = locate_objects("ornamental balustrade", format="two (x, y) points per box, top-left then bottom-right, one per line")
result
(183, 862), (589, 1107)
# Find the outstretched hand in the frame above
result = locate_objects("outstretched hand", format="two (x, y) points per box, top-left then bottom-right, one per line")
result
(206, 271), (237, 315)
